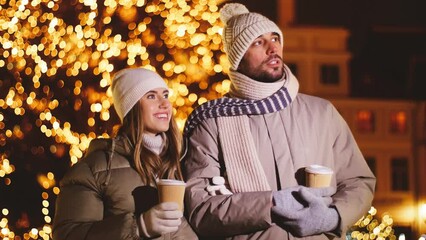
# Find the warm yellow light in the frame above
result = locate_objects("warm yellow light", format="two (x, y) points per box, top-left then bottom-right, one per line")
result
(2, 209), (9, 216)
(42, 208), (49, 215)
(420, 203), (426, 221)
(1, 227), (10, 236)
(0, 218), (7, 228)
(30, 228), (38, 236)
(0, 0), (229, 237)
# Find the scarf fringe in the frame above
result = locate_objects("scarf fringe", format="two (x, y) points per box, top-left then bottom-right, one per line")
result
(218, 116), (271, 192)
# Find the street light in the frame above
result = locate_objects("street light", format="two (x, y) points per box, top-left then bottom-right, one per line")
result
(420, 204), (426, 240)
(421, 203), (426, 223)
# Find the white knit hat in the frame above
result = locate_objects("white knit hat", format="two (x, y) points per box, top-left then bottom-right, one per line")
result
(111, 68), (168, 122)
(220, 3), (284, 71)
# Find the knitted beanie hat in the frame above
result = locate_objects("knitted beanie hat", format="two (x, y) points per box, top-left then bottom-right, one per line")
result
(111, 68), (168, 122)
(220, 3), (284, 71)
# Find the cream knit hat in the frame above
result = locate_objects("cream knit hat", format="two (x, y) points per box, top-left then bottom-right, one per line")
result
(220, 3), (284, 71)
(111, 68), (168, 122)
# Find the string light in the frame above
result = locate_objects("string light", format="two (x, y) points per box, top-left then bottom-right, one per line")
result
(0, 0), (227, 238)
(349, 207), (396, 240)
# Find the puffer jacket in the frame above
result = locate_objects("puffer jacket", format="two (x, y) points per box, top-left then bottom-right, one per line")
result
(53, 134), (198, 240)
(183, 94), (376, 239)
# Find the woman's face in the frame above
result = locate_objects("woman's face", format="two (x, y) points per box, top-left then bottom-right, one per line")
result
(140, 87), (172, 136)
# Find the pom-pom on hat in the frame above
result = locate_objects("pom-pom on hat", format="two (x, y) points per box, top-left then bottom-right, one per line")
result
(220, 3), (283, 71)
(111, 68), (168, 122)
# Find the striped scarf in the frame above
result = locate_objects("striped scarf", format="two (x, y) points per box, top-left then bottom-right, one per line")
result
(183, 65), (299, 192)
(183, 86), (292, 137)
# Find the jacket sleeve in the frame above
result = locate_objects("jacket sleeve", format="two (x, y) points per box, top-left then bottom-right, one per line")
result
(52, 161), (139, 240)
(330, 107), (376, 234)
(182, 118), (273, 238)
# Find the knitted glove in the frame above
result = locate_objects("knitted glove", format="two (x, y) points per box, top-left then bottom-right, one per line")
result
(272, 187), (339, 237)
(272, 186), (334, 212)
(272, 186), (307, 213)
(139, 202), (182, 238)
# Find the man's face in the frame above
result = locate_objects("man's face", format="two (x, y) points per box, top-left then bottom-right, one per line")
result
(237, 32), (284, 83)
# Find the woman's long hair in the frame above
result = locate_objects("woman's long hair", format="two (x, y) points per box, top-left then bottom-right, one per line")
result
(117, 101), (183, 186)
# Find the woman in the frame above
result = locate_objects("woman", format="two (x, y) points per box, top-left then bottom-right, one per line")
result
(53, 68), (198, 239)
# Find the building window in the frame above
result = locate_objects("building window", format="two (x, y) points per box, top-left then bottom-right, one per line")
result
(320, 64), (339, 85)
(287, 63), (298, 78)
(356, 110), (375, 133)
(391, 157), (409, 191)
(389, 111), (407, 134)
(365, 156), (376, 176)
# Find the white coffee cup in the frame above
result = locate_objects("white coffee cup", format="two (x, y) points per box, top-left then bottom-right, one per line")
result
(157, 179), (186, 211)
(305, 165), (333, 188)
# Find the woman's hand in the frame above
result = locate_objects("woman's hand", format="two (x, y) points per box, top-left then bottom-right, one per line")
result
(140, 202), (183, 238)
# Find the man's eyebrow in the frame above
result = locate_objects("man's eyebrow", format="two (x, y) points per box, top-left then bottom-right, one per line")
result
(255, 32), (280, 39)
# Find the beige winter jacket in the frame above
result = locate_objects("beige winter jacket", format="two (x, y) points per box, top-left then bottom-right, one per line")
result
(53, 134), (198, 240)
(182, 93), (376, 240)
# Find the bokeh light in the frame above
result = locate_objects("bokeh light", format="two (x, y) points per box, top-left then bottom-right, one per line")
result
(0, 0), (228, 237)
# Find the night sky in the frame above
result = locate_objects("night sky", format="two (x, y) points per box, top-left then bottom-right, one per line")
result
(239, 0), (426, 100)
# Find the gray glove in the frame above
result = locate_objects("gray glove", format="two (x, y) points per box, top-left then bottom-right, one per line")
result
(272, 187), (339, 237)
(272, 186), (334, 213)
(272, 186), (308, 213)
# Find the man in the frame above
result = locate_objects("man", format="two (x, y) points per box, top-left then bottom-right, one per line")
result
(182, 3), (375, 239)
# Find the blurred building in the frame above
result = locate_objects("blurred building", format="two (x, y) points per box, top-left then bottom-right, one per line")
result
(274, 0), (426, 238)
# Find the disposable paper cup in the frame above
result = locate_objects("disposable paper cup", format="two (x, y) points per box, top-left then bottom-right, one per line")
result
(305, 165), (333, 188)
(157, 179), (186, 211)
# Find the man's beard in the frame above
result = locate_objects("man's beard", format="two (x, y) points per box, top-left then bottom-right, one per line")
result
(239, 55), (285, 83)
(254, 64), (285, 83)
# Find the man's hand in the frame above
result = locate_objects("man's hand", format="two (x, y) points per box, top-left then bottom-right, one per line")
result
(272, 186), (339, 237)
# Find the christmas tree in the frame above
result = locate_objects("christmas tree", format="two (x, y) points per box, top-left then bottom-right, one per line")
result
(0, 0), (228, 238)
